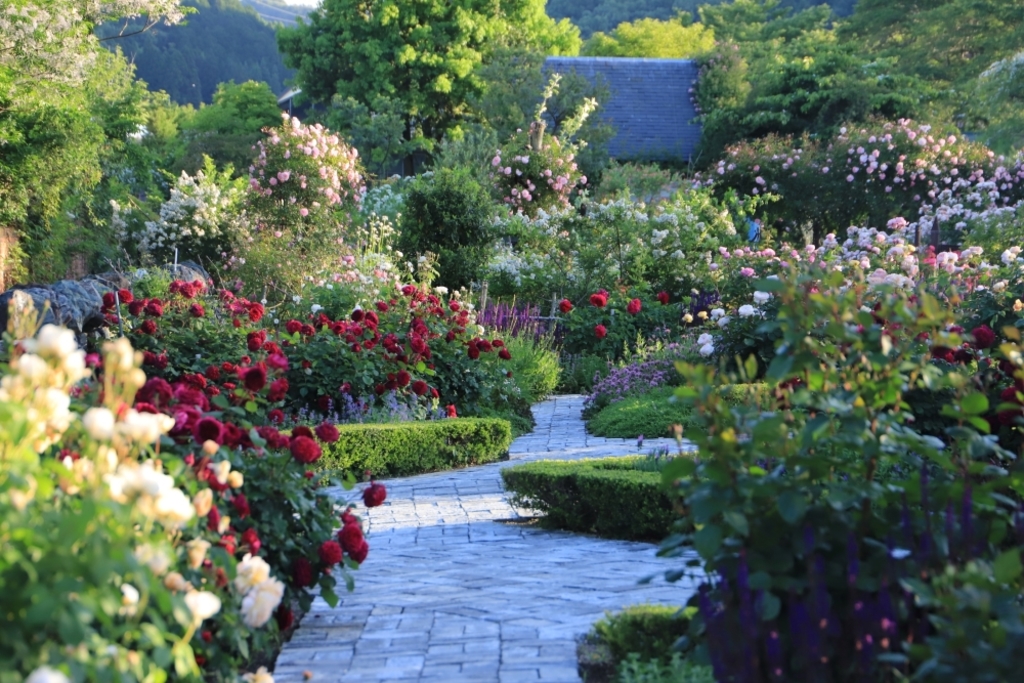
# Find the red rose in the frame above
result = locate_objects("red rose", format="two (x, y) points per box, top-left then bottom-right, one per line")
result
(292, 426), (314, 439)
(201, 630), (213, 643)
(595, 324), (608, 339)
(338, 522), (364, 552)
(275, 605), (295, 631)
(118, 289), (134, 304)
(291, 557), (313, 587)
(468, 346), (480, 360)
(128, 300), (145, 316)
(290, 435), (322, 464)
(401, 285), (416, 296)
(971, 325), (996, 350)
(657, 291), (670, 305)
(139, 319), (157, 335)
(205, 365), (221, 381)
(589, 293), (608, 308)
(246, 331), (264, 352)
(189, 303), (205, 318)
(102, 292), (116, 310)
(219, 533), (237, 555)
(348, 540), (369, 564)
(1000, 387), (1021, 404)
(317, 395), (332, 412)
(411, 380), (428, 396)
(363, 482), (387, 508)
(232, 494), (251, 518)
(268, 408), (285, 424)
(193, 417), (225, 445)
(626, 298), (642, 315)
(447, 405), (457, 418)
(267, 378), (289, 402)
(376, 301), (389, 312)
(499, 348), (511, 360)
(242, 527), (261, 554)
(351, 309), (365, 322)
(247, 302), (265, 322)
(144, 301), (164, 317)
(478, 340), (493, 353)
(207, 505), (221, 532)
(285, 320), (303, 335)
(315, 422), (340, 443)
(396, 370), (411, 387)
(318, 540), (343, 565)
(431, 388), (439, 399)
(559, 299), (573, 313)
(243, 366), (267, 392)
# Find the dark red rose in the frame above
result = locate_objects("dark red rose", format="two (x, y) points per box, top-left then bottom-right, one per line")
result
(430, 387), (439, 399)
(139, 319), (157, 335)
(246, 331), (264, 352)
(205, 365), (221, 381)
(318, 540), (343, 566)
(102, 292), (117, 310)
(128, 300), (145, 316)
(275, 605), (295, 631)
(595, 324), (608, 339)
(118, 289), (134, 304)
(1001, 387), (1022, 404)
(338, 522), (364, 552)
(292, 426), (314, 439)
(396, 370), (411, 387)
(340, 382), (352, 394)
(971, 325), (996, 350)
(411, 380), (428, 396)
(207, 505), (221, 532)
(290, 435), (322, 464)
(201, 630), (213, 643)
(558, 298), (573, 313)
(137, 377), (173, 407)
(193, 417), (225, 445)
(317, 395), (332, 412)
(499, 348), (512, 360)
(292, 557), (314, 587)
(348, 540), (369, 564)
(232, 494), (251, 518)
(300, 324), (316, 337)
(351, 309), (364, 322)
(189, 303), (205, 318)
(341, 509), (359, 526)
(468, 346), (480, 360)
(362, 482), (387, 508)
(376, 301), (389, 312)
(144, 301), (164, 317)
(315, 422), (340, 443)
(247, 302), (265, 322)
(267, 378), (289, 402)
(268, 408), (285, 424)
(589, 292), (608, 308)
(285, 320), (303, 335)
(242, 366), (267, 392)
(657, 291), (670, 305)
(626, 298), (642, 315)
(241, 527), (261, 554)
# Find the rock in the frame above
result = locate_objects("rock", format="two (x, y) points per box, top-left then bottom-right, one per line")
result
(0, 260), (212, 337)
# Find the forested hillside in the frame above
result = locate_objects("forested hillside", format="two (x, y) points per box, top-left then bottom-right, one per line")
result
(547, 0), (856, 37)
(101, 0), (293, 105)
(240, 0), (313, 27)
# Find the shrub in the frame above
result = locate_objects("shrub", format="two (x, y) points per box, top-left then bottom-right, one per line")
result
(558, 353), (611, 394)
(594, 161), (683, 204)
(502, 333), (562, 405)
(587, 387), (693, 439)
(317, 418), (512, 477)
(397, 167), (498, 290)
(594, 604), (693, 665)
(617, 654), (716, 683)
(501, 457), (678, 540)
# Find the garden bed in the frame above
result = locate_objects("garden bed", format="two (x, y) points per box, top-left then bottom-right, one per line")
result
(318, 418), (513, 477)
(500, 456), (681, 541)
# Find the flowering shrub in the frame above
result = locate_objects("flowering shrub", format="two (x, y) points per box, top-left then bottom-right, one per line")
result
(117, 156), (247, 265)
(236, 114), (365, 300)
(663, 268), (1024, 681)
(490, 74), (595, 216)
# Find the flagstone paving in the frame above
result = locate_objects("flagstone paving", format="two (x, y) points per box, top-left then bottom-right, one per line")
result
(273, 395), (699, 683)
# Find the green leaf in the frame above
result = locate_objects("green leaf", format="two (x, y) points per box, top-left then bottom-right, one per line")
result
(777, 490), (807, 525)
(960, 392), (990, 416)
(244, 400), (258, 413)
(723, 510), (749, 536)
(211, 394), (229, 409)
(993, 549), (1023, 584)
(693, 524), (724, 558)
(759, 592), (781, 621)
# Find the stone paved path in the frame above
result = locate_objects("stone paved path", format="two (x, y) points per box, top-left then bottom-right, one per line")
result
(273, 395), (698, 683)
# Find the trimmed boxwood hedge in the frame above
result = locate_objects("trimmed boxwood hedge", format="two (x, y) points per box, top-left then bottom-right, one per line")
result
(317, 418), (512, 477)
(500, 457), (680, 541)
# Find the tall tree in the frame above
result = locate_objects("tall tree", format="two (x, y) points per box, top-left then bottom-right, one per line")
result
(582, 14), (715, 58)
(277, 0), (580, 172)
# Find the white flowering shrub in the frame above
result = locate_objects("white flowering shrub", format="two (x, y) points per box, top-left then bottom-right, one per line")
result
(119, 156), (247, 265)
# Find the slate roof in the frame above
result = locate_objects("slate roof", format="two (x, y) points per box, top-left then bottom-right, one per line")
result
(543, 57), (702, 162)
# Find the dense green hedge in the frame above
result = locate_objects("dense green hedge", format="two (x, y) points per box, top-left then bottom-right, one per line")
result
(318, 418), (512, 477)
(501, 457), (679, 540)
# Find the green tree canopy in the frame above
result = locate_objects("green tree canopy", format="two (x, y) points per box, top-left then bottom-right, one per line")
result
(582, 15), (715, 58)
(277, 0), (580, 169)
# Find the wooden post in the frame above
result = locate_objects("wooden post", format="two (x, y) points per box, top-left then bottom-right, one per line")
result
(479, 280), (489, 313)
(549, 293), (558, 318)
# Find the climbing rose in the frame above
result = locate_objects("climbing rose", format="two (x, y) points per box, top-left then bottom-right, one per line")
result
(189, 303), (205, 318)
(559, 299), (573, 313)
(242, 366), (267, 392)
(657, 291), (670, 305)
(290, 436), (322, 464)
(232, 494), (251, 518)
(276, 605), (295, 631)
(626, 298), (641, 315)
(242, 527), (261, 554)
(268, 408), (284, 424)
(318, 540), (343, 566)
(411, 380), (428, 396)
(589, 292), (608, 308)
(193, 417), (225, 445)
(292, 557), (313, 587)
(348, 540), (369, 564)
(363, 482), (387, 508)
(396, 370), (411, 387)
(145, 301), (164, 317)
(292, 426), (314, 439)
(315, 422), (340, 443)
(971, 325), (996, 350)
(594, 324), (607, 339)
(139, 319), (157, 335)
(285, 320), (302, 335)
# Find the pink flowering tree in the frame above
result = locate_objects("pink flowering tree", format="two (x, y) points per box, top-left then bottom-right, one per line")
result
(490, 74), (596, 216)
(237, 114), (365, 299)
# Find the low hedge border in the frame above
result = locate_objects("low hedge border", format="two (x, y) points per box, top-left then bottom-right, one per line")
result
(500, 457), (679, 541)
(317, 418), (513, 477)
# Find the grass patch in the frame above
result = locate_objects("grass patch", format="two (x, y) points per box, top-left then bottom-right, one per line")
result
(318, 418), (512, 477)
(500, 456), (680, 541)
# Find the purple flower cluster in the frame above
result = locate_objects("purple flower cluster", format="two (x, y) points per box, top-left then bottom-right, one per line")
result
(584, 355), (682, 411)
(477, 301), (559, 342)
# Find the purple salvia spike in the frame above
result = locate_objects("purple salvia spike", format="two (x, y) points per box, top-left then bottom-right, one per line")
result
(765, 627), (785, 681)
